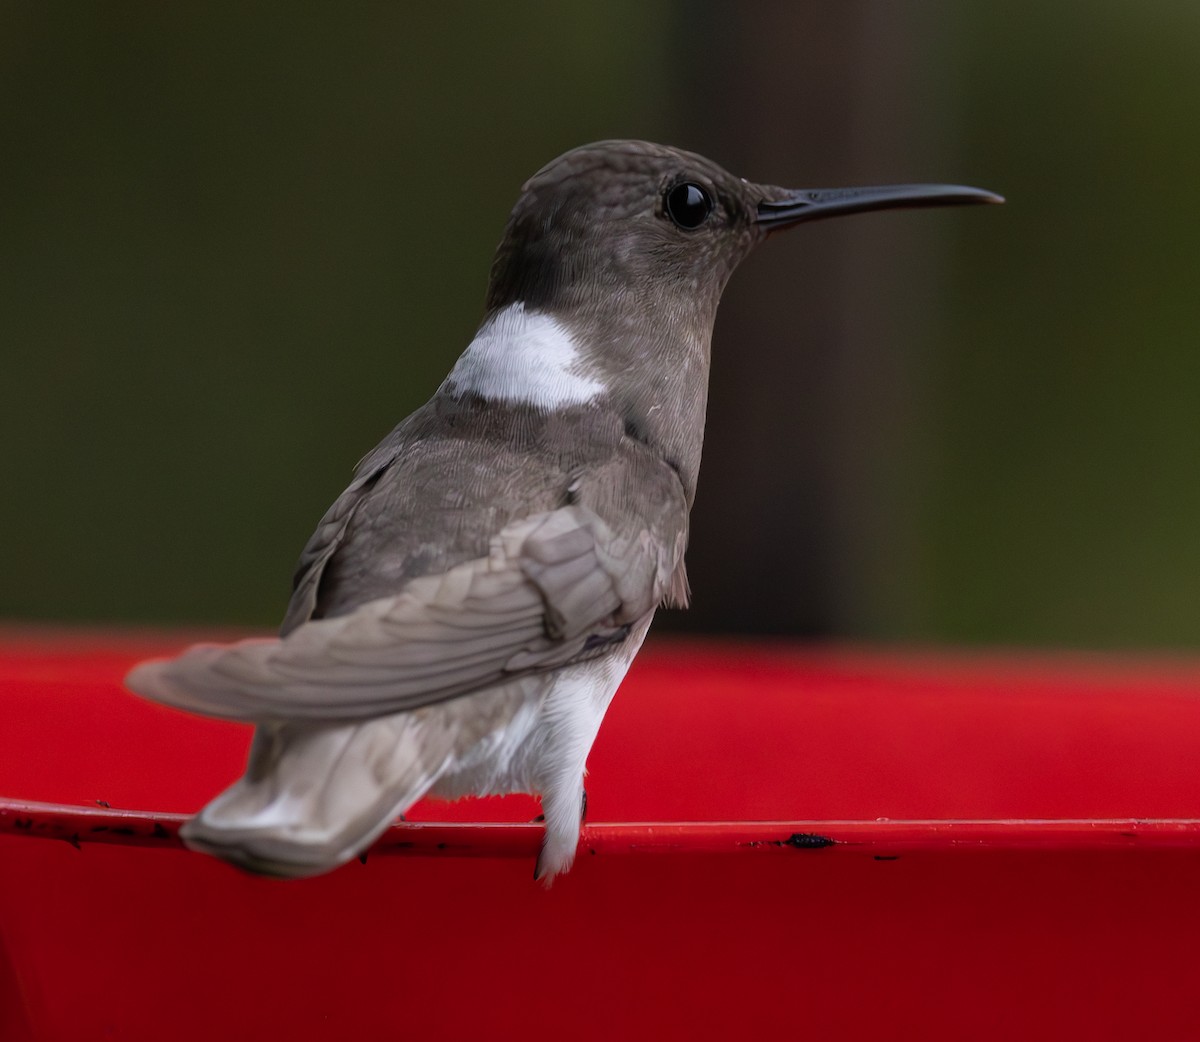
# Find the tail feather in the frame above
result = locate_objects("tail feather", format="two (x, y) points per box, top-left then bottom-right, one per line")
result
(182, 709), (457, 878)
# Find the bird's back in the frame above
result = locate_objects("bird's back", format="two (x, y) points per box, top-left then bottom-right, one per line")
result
(288, 393), (631, 630)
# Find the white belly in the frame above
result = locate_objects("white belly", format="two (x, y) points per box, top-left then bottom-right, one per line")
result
(430, 619), (651, 801)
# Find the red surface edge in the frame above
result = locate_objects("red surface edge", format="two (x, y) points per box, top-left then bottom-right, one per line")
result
(5, 798), (1200, 856)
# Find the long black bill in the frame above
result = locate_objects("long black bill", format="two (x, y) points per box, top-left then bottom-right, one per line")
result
(757, 183), (1003, 228)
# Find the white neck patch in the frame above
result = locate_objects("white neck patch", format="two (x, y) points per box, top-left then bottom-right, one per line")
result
(439, 303), (605, 408)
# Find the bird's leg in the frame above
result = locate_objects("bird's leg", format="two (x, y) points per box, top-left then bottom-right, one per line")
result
(534, 789), (585, 826)
(534, 772), (587, 884)
(530, 788), (585, 825)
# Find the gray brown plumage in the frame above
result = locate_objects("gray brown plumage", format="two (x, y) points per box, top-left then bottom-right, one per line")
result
(126, 140), (1000, 881)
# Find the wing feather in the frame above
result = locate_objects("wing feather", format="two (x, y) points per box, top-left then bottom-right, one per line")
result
(127, 492), (682, 723)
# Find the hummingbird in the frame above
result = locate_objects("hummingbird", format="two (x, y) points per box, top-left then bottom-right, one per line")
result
(126, 140), (1000, 882)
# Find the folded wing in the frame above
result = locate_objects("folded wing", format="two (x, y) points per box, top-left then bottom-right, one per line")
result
(126, 501), (679, 723)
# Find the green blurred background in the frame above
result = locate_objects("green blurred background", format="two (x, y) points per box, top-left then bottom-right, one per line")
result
(2, 3), (1198, 648)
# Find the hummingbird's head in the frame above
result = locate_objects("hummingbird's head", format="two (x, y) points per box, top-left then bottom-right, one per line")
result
(484, 139), (1001, 327)
(461, 141), (999, 503)
(487, 141), (762, 319)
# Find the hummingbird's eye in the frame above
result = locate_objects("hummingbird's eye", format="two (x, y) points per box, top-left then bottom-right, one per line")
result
(664, 182), (713, 229)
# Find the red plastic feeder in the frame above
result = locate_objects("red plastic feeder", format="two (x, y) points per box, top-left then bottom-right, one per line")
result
(3, 627), (1200, 1040)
